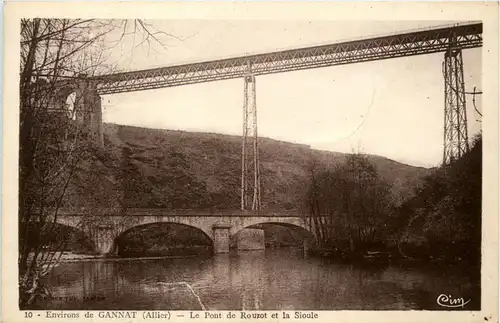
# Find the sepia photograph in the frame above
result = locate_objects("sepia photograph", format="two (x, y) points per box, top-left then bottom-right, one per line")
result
(3, 2), (498, 321)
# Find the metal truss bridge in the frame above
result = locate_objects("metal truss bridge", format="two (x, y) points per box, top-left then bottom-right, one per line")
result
(73, 22), (482, 211)
(91, 22), (482, 95)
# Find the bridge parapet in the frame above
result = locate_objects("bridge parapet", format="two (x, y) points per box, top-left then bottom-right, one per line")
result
(52, 208), (305, 218)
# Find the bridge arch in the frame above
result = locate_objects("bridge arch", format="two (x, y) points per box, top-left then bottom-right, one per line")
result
(29, 221), (97, 254)
(119, 216), (216, 240)
(114, 222), (214, 257)
(229, 218), (316, 253)
(228, 216), (313, 237)
(233, 222), (313, 239)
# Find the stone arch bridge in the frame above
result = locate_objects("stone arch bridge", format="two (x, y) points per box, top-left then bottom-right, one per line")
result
(54, 209), (315, 255)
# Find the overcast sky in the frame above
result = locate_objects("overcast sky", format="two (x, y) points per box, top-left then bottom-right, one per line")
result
(98, 20), (482, 168)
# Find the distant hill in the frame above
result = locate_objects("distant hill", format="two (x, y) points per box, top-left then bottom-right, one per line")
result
(64, 123), (431, 212)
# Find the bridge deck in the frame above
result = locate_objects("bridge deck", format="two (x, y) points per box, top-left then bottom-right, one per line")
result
(91, 22), (482, 95)
(52, 208), (304, 217)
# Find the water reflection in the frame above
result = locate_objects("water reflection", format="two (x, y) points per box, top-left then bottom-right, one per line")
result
(35, 248), (479, 310)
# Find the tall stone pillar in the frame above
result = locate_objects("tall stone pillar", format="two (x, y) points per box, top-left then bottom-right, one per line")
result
(74, 77), (104, 148)
(213, 225), (231, 254)
(88, 89), (104, 148)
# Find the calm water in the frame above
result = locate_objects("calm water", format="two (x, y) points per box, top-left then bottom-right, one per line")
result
(34, 248), (480, 310)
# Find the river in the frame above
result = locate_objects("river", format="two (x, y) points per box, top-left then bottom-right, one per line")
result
(33, 248), (480, 310)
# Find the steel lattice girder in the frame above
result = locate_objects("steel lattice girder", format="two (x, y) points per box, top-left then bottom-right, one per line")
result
(443, 48), (469, 164)
(91, 22), (482, 95)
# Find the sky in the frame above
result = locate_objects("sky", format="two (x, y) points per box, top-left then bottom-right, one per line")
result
(97, 20), (482, 168)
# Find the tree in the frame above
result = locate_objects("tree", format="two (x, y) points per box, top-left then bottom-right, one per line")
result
(19, 18), (172, 307)
(304, 153), (394, 255)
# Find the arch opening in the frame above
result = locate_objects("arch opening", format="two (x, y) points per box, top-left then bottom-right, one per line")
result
(115, 222), (214, 258)
(21, 222), (97, 255)
(231, 222), (315, 252)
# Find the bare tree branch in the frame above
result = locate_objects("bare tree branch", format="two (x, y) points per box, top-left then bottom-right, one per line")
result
(18, 18), (175, 308)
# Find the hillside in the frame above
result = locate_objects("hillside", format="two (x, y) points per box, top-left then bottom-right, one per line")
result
(397, 135), (482, 263)
(64, 123), (431, 211)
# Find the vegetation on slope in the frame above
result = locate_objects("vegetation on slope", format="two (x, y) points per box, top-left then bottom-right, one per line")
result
(64, 123), (430, 212)
(396, 135), (482, 264)
(302, 135), (481, 266)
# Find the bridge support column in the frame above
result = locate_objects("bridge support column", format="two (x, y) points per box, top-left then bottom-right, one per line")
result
(241, 73), (262, 211)
(213, 225), (231, 254)
(75, 78), (104, 148)
(95, 225), (117, 256)
(88, 89), (104, 148)
(443, 47), (469, 164)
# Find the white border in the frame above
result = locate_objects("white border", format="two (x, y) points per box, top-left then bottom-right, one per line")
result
(3, 2), (499, 323)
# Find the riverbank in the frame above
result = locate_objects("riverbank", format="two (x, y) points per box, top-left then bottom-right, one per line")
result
(307, 247), (481, 270)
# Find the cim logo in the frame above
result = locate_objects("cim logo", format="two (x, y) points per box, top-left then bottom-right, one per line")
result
(436, 294), (471, 308)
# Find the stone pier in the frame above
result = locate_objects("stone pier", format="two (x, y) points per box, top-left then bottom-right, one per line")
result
(213, 225), (231, 254)
(73, 79), (104, 148)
